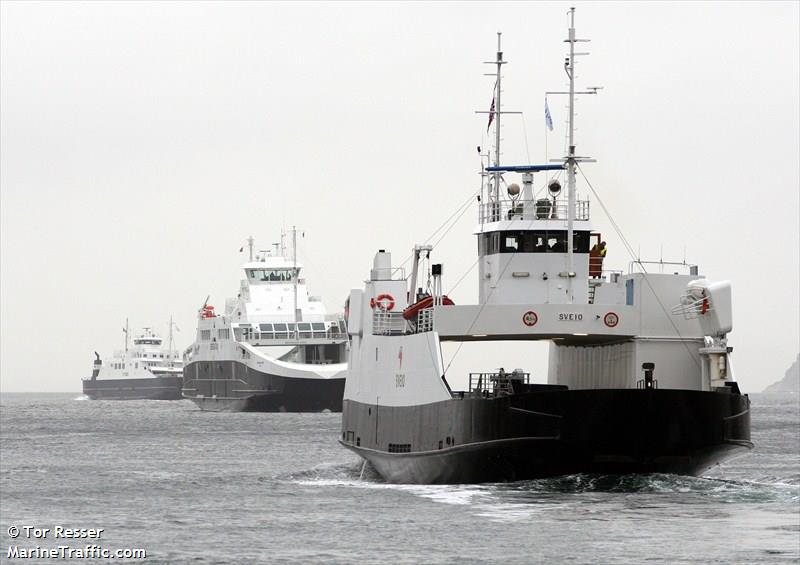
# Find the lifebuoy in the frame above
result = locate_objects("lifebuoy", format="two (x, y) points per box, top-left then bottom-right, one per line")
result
(373, 293), (395, 312)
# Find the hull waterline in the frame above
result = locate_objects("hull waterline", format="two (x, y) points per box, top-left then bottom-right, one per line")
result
(341, 388), (752, 484)
(82, 376), (183, 401)
(184, 360), (345, 412)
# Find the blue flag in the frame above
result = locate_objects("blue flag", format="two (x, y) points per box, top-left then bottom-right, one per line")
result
(544, 97), (554, 131)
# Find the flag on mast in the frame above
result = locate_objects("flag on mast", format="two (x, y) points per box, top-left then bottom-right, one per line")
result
(486, 79), (498, 133)
(544, 97), (554, 132)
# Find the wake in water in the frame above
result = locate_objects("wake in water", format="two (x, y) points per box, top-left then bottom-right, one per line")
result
(281, 460), (381, 484)
(284, 460), (799, 514)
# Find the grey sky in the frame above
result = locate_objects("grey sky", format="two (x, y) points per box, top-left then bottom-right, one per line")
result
(1, 1), (798, 393)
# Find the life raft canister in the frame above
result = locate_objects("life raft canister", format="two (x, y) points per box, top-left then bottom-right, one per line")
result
(402, 295), (455, 320)
(371, 293), (395, 312)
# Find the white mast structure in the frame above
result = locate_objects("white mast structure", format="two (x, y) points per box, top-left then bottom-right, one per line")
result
(547, 6), (600, 303)
(476, 33), (521, 211)
(247, 235), (254, 262)
(491, 33), (504, 205)
(292, 225), (300, 327)
(167, 315), (179, 354)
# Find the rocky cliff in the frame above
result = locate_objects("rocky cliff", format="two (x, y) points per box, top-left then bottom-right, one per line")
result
(763, 353), (800, 393)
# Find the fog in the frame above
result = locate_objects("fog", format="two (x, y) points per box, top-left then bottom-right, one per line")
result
(1, 1), (798, 393)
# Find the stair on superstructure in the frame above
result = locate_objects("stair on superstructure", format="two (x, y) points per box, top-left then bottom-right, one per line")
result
(588, 279), (602, 304)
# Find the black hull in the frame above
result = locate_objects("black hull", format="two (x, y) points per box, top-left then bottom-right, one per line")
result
(82, 376), (183, 401)
(341, 388), (752, 484)
(183, 360), (345, 412)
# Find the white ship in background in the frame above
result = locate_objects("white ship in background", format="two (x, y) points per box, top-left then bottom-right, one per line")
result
(83, 321), (183, 400)
(182, 229), (348, 411)
(340, 10), (751, 483)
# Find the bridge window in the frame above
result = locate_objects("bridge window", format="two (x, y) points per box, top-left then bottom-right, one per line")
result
(502, 234), (519, 252)
(479, 231), (590, 255)
(247, 269), (296, 283)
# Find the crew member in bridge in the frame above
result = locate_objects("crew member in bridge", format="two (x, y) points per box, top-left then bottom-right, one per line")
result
(589, 241), (607, 278)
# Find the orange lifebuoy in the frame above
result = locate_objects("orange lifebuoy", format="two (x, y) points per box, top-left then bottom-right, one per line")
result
(373, 293), (395, 312)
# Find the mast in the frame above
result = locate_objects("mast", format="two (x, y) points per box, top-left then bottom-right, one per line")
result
(124, 318), (129, 353)
(292, 226), (299, 327)
(247, 235), (254, 262)
(545, 7), (598, 303)
(566, 7), (577, 303)
(168, 315), (174, 354)
(476, 33), (523, 221)
(493, 32), (503, 205)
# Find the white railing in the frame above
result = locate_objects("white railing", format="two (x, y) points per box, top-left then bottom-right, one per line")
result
(372, 311), (408, 335)
(234, 320), (347, 343)
(672, 293), (709, 321)
(417, 308), (434, 333)
(479, 198), (590, 223)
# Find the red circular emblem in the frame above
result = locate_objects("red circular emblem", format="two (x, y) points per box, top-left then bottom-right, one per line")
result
(522, 311), (538, 327)
(604, 312), (619, 328)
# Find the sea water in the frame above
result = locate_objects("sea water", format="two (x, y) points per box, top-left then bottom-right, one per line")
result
(1, 392), (797, 564)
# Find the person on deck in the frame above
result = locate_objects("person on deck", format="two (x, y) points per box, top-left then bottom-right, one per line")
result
(589, 241), (607, 278)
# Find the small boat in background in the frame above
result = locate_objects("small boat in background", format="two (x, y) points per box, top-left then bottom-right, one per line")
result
(82, 319), (183, 400)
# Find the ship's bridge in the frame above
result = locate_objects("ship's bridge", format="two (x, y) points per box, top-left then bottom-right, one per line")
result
(242, 256), (304, 286)
(475, 164), (595, 305)
(133, 337), (162, 346)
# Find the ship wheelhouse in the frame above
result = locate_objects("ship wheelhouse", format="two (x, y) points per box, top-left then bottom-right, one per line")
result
(475, 165), (596, 306)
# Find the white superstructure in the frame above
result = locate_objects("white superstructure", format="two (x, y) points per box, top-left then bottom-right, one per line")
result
(182, 230), (348, 411)
(340, 10), (750, 483)
(87, 323), (183, 382)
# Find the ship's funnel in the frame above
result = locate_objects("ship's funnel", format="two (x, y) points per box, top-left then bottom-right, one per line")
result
(371, 250), (392, 281)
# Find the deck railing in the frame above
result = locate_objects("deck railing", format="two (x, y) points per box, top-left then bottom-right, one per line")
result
(235, 322), (347, 343)
(417, 308), (434, 333)
(466, 371), (530, 396)
(372, 311), (408, 335)
(479, 198), (590, 223)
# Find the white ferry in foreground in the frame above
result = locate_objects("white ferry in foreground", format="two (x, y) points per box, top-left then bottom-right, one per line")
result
(182, 230), (348, 412)
(83, 323), (183, 400)
(340, 11), (751, 483)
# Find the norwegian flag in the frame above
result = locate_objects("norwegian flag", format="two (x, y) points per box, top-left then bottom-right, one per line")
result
(487, 95), (496, 133)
